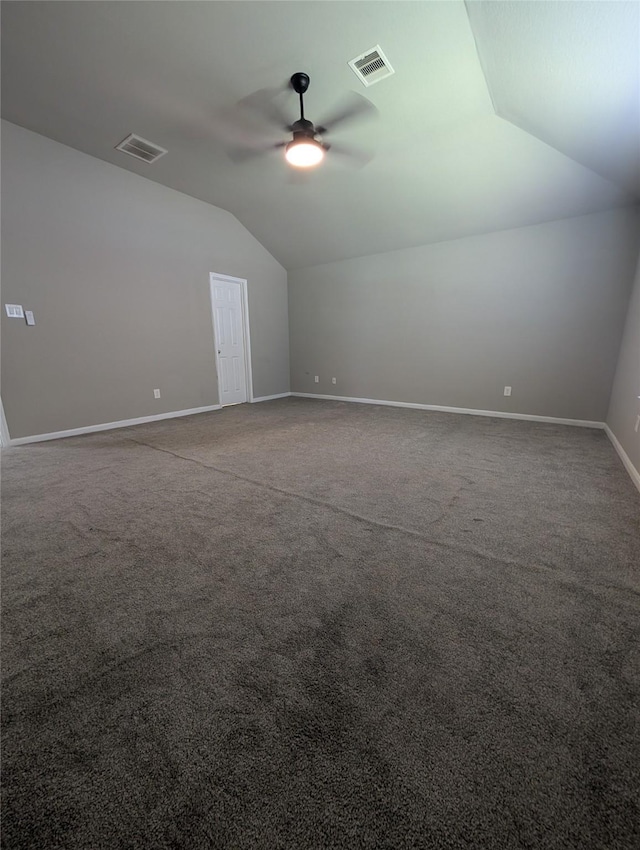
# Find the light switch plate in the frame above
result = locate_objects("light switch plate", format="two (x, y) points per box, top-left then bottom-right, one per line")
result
(5, 304), (24, 318)
(25, 310), (35, 326)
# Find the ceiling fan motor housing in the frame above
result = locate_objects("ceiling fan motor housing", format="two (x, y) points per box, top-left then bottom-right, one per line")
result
(291, 118), (316, 139)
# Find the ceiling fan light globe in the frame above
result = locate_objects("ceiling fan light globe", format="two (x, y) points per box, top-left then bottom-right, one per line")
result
(285, 140), (324, 168)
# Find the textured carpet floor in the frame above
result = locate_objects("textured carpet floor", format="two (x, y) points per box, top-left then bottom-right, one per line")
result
(2, 398), (639, 849)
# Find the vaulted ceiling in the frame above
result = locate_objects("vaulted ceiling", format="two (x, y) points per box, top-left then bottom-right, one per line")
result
(2, 1), (638, 269)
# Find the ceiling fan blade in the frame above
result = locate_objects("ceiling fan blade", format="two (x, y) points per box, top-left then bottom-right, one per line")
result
(322, 141), (374, 167)
(227, 141), (286, 164)
(315, 92), (378, 135)
(235, 85), (294, 132)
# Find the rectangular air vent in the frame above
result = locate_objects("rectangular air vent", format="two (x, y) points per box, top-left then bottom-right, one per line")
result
(348, 45), (394, 87)
(115, 133), (167, 164)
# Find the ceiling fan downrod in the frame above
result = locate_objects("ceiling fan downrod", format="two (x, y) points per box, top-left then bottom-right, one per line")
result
(290, 72), (310, 122)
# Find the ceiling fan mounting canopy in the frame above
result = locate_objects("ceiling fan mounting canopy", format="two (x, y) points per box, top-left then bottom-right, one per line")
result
(290, 72), (310, 96)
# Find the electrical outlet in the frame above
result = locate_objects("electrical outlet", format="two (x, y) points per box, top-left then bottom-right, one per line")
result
(153, 389), (161, 399)
(635, 414), (640, 433)
(314, 376), (319, 383)
(504, 386), (512, 397)
(332, 377), (337, 385)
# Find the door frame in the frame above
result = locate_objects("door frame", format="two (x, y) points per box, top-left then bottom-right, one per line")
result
(0, 396), (10, 446)
(209, 272), (254, 406)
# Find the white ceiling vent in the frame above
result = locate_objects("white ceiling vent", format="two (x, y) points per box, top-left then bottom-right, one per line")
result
(115, 133), (167, 164)
(348, 45), (394, 87)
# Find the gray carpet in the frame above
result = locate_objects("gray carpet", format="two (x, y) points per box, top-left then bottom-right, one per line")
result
(2, 397), (639, 850)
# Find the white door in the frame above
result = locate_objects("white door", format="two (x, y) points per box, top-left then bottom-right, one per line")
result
(0, 396), (9, 447)
(211, 277), (248, 406)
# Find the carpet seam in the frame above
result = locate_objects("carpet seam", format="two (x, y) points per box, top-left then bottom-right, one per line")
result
(125, 437), (603, 589)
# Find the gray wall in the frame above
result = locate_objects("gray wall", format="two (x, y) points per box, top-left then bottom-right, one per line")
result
(1, 121), (289, 438)
(289, 208), (639, 422)
(607, 252), (640, 473)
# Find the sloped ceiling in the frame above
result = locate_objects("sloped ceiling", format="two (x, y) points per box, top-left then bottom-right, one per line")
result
(1, 1), (638, 270)
(466, 0), (640, 196)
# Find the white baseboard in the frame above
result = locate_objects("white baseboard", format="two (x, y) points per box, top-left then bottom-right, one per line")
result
(5, 393), (638, 493)
(290, 392), (605, 429)
(251, 392), (291, 403)
(604, 425), (640, 493)
(6, 404), (222, 446)
(4, 393), (293, 446)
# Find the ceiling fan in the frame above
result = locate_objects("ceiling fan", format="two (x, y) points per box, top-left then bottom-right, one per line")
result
(227, 72), (377, 169)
